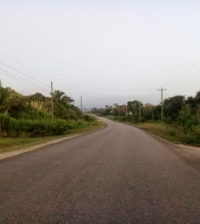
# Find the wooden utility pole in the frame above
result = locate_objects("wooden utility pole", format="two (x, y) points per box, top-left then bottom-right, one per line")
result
(158, 88), (167, 121)
(152, 108), (154, 120)
(80, 96), (83, 113)
(125, 105), (128, 117)
(139, 105), (141, 122)
(198, 105), (200, 129)
(0, 80), (1, 113)
(51, 81), (54, 123)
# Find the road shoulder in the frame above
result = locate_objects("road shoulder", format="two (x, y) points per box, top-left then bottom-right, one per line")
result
(149, 132), (200, 171)
(107, 117), (200, 171)
(0, 121), (106, 161)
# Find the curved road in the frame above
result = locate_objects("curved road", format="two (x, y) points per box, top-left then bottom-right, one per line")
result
(0, 118), (200, 224)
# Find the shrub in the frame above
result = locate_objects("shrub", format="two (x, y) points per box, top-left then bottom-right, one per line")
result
(0, 113), (93, 137)
(180, 134), (198, 144)
(84, 115), (96, 122)
(0, 113), (11, 136)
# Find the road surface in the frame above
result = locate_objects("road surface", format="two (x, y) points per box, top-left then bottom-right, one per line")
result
(0, 118), (200, 224)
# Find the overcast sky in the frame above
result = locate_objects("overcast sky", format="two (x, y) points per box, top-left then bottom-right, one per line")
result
(0, 0), (200, 108)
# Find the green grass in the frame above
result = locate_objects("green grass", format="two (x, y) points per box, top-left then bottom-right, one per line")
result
(133, 122), (200, 146)
(107, 116), (200, 147)
(134, 122), (181, 143)
(0, 136), (54, 153)
(116, 120), (179, 142)
(0, 120), (105, 154)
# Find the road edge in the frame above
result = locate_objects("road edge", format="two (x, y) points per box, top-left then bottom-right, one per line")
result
(106, 117), (200, 151)
(0, 121), (107, 161)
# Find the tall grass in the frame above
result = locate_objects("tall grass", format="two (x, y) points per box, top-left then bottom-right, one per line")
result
(136, 122), (200, 146)
(109, 116), (200, 146)
(0, 113), (96, 137)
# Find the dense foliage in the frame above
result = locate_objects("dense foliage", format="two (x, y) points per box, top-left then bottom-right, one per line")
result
(0, 83), (95, 137)
(91, 91), (200, 145)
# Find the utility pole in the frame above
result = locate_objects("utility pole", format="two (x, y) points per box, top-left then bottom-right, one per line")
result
(139, 105), (141, 122)
(51, 81), (54, 123)
(157, 88), (167, 121)
(125, 105), (128, 117)
(80, 96), (83, 113)
(0, 80), (1, 111)
(152, 108), (154, 120)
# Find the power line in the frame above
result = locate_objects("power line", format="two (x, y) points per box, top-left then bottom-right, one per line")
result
(162, 60), (200, 88)
(0, 61), (49, 89)
(80, 96), (83, 112)
(166, 70), (200, 96)
(0, 50), (51, 89)
(0, 51), (71, 100)
(51, 81), (54, 123)
(0, 66), (49, 91)
(0, 68), (49, 94)
(143, 61), (200, 104)
(0, 70), (44, 94)
(0, 50), (48, 83)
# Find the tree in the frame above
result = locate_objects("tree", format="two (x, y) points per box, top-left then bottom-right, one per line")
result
(104, 105), (113, 116)
(127, 101), (142, 114)
(53, 90), (74, 105)
(164, 96), (185, 121)
(127, 100), (143, 119)
(0, 87), (27, 117)
(52, 90), (79, 120)
(29, 92), (46, 102)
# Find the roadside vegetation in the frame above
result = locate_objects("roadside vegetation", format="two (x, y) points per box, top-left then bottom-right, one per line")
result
(0, 82), (101, 152)
(0, 120), (103, 153)
(91, 91), (200, 146)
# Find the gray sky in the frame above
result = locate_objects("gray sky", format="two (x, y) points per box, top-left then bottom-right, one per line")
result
(0, 0), (200, 108)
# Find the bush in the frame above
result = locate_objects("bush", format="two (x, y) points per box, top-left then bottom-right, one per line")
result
(0, 113), (93, 137)
(180, 134), (198, 144)
(18, 108), (51, 120)
(84, 114), (96, 122)
(0, 113), (11, 136)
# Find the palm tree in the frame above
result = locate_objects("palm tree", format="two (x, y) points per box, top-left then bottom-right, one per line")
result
(53, 90), (74, 105)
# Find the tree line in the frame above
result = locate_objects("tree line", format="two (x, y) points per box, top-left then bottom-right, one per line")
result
(0, 82), (95, 137)
(91, 91), (200, 145)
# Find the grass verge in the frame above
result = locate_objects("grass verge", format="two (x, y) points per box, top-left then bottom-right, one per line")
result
(133, 122), (181, 143)
(0, 120), (105, 154)
(136, 122), (200, 147)
(107, 116), (200, 147)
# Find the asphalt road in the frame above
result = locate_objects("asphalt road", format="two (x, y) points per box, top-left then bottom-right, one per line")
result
(0, 118), (200, 224)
